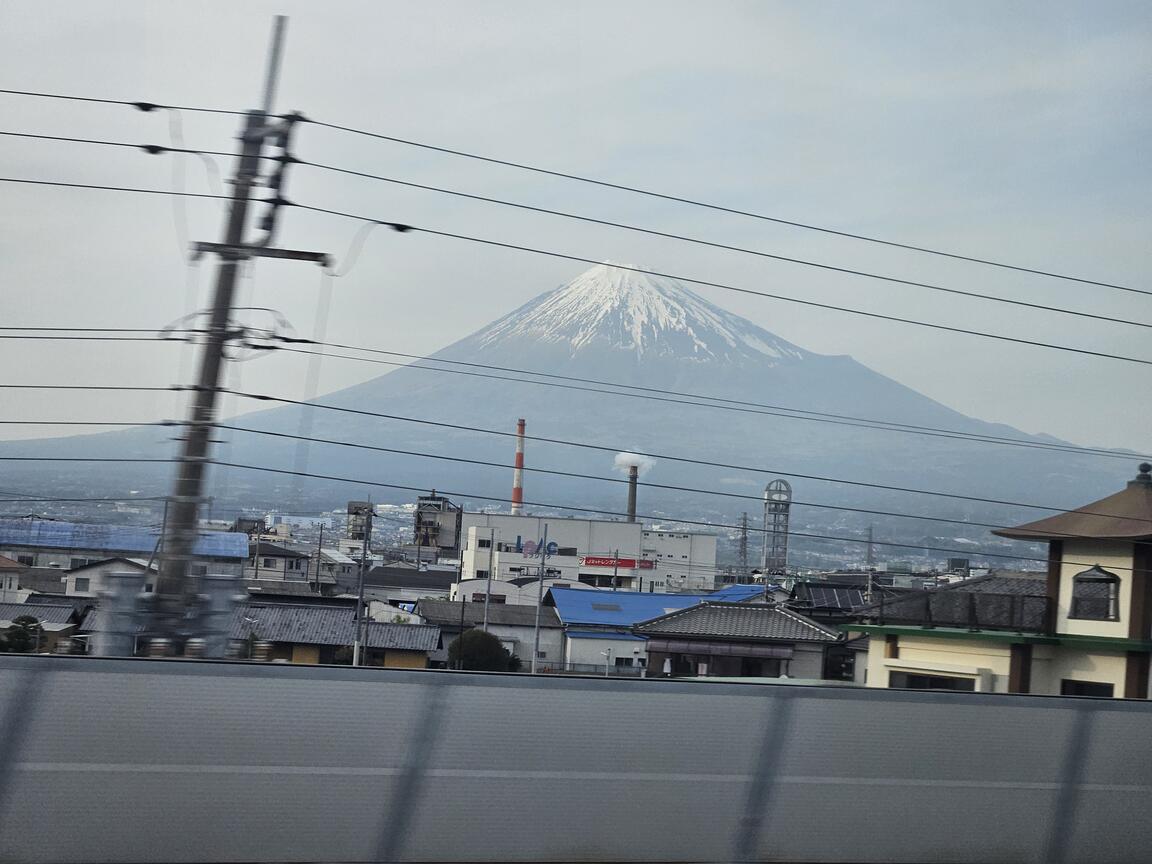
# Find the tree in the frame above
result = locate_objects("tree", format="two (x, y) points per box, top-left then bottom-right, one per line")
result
(448, 628), (515, 672)
(4, 616), (41, 653)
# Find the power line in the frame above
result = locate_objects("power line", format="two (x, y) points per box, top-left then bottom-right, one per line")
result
(210, 423), (1095, 536)
(3, 172), (1148, 366)
(0, 176), (229, 202)
(0, 87), (1139, 295)
(0, 384), (172, 392)
(303, 118), (1149, 298)
(0, 410), (1133, 537)
(0, 87), (245, 116)
(298, 159), (1152, 330)
(0, 326), (1141, 462)
(295, 202), (1152, 369)
(0, 130), (236, 159)
(274, 342), (1145, 462)
(220, 388), (1149, 523)
(206, 459), (1079, 570)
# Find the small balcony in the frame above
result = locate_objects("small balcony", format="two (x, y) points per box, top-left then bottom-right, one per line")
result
(868, 590), (1053, 635)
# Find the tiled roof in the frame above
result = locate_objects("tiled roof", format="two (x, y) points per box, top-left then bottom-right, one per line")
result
(414, 599), (561, 629)
(251, 541), (310, 559)
(365, 566), (456, 592)
(995, 465), (1152, 540)
(231, 602), (438, 651)
(0, 554), (26, 571)
(0, 518), (247, 559)
(0, 602), (78, 626)
(634, 602), (840, 643)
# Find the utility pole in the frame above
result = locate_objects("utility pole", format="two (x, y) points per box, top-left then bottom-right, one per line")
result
(352, 505), (374, 666)
(612, 548), (619, 591)
(145, 16), (330, 654)
(482, 527), (494, 632)
(531, 524), (549, 674)
(313, 523), (325, 593)
(738, 512), (749, 579)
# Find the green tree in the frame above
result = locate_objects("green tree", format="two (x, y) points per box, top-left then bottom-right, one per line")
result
(448, 628), (515, 672)
(5, 616), (41, 653)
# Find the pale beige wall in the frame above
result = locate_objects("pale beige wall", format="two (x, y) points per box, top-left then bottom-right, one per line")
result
(1059, 540), (1133, 638)
(290, 644), (320, 665)
(864, 635), (1013, 692)
(1032, 648), (1127, 695)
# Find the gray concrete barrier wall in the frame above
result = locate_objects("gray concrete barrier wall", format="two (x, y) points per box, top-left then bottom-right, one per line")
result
(0, 655), (1149, 863)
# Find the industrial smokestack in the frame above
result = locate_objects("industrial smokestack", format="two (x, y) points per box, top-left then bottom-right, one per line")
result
(511, 418), (525, 516)
(626, 464), (638, 522)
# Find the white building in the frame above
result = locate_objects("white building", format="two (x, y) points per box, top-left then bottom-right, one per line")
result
(458, 514), (717, 594)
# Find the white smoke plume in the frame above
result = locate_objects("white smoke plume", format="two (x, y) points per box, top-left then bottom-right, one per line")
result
(614, 451), (657, 476)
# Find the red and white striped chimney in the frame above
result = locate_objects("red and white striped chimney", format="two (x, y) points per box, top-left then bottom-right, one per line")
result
(511, 418), (525, 516)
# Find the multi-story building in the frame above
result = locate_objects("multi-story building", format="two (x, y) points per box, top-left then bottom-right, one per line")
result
(853, 463), (1152, 698)
(457, 514), (718, 593)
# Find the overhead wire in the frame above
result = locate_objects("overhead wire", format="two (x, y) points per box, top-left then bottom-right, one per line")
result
(0, 326), (1145, 463)
(0, 87), (1141, 295)
(297, 158), (1152, 330)
(2, 172), (1149, 367)
(215, 387), (1152, 524)
(301, 118), (1150, 298)
(205, 459), (1116, 571)
(295, 201), (1152, 369)
(0, 379), (1145, 525)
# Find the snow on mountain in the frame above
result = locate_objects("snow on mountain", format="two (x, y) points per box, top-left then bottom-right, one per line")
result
(475, 262), (808, 364)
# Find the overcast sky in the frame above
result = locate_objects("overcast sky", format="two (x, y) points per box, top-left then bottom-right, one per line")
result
(1, 1), (1149, 454)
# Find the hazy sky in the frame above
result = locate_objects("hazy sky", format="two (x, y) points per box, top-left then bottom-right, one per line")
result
(1, 1), (1149, 452)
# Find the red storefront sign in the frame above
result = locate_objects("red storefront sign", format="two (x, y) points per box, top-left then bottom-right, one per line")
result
(580, 556), (656, 569)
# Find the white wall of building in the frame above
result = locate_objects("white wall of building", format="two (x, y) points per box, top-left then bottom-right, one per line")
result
(564, 635), (648, 668)
(458, 516), (718, 594)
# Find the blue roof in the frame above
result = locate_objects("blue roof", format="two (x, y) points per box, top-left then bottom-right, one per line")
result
(709, 584), (777, 602)
(0, 519), (248, 560)
(566, 630), (647, 641)
(546, 587), (708, 627)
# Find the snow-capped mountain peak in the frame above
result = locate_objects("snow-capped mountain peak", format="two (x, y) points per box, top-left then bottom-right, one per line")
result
(475, 262), (808, 363)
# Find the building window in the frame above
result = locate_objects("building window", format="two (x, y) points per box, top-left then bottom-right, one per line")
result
(17, 555), (34, 566)
(263, 558), (275, 569)
(70, 557), (90, 570)
(74, 577), (91, 593)
(475, 569), (489, 579)
(888, 671), (975, 691)
(191, 564), (207, 576)
(1060, 679), (1114, 698)
(1069, 565), (1120, 621)
(477, 538), (491, 549)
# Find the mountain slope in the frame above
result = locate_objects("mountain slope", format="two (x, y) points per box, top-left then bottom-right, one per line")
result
(0, 263), (1132, 561)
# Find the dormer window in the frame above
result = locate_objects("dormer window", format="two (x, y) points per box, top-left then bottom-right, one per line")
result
(1070, 565), (1120, 621)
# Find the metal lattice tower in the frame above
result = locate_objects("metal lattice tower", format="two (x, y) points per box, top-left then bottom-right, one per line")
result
(760, 479), (792, 575)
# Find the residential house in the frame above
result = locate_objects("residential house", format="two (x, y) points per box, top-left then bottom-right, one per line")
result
(451, 575), (597, 605)
(852, 463), (1152, 697)
(0, 554), (29, 602)
(363, 565), (456, 604)
(413, 599), (563, 668)
(247, 541), (311, 582)
(633, 601), (841, 679)
(0, 601), (82, 652)
(63, 557), (157, 598)
(231, 602), (439, 667)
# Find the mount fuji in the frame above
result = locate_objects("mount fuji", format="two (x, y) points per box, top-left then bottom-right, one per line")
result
(1, 263), (1130, 563)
